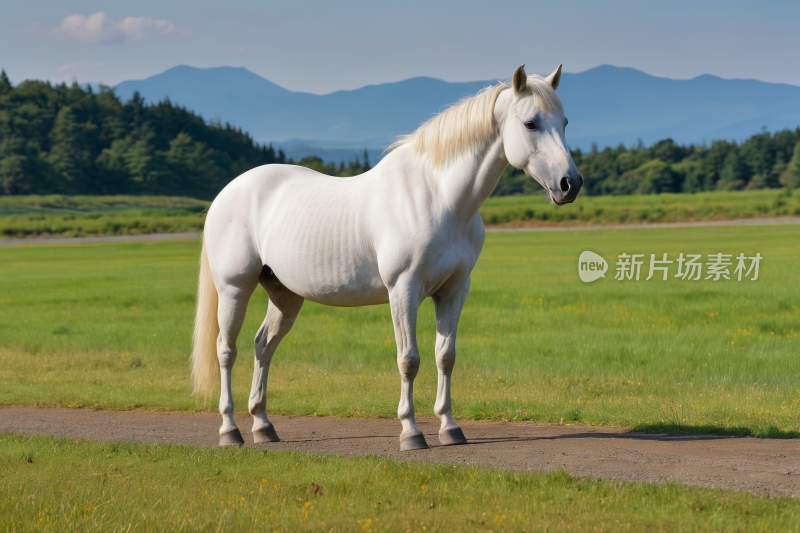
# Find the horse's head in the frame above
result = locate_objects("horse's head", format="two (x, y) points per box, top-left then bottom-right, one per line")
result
(501, 64), (582, 205)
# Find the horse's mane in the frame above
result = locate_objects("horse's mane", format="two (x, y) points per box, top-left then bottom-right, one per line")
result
(388, 75), (563, 167)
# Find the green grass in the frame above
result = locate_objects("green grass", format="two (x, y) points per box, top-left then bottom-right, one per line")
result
(0, 195), (208, 238)
(0, 225), (798, 437)
(481, 188), (800, 226)
(0, 195), (210, 211)
(1, 189), (799, 238)
(2, 433), (798, 532)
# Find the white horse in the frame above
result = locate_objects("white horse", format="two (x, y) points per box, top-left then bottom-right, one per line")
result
(191, 64), (582, 450)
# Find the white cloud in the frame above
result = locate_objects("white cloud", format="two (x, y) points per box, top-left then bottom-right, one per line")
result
(53, 12), (187, 45)
(56, 60), (110, 73)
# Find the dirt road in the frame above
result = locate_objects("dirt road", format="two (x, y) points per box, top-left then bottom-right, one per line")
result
(2, 407), (797, 498)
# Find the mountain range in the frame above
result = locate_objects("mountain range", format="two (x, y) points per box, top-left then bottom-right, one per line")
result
(112, 64), (800, 162)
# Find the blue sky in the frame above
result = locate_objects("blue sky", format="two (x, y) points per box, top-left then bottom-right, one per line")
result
(2, 0), (799, 94)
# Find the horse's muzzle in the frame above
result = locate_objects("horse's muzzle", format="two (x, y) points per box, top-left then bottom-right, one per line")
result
(553, 173), (583, 205)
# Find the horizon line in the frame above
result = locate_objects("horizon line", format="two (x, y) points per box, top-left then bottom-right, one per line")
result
(7, 63), (800, 96)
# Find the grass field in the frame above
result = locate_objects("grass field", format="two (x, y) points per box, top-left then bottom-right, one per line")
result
(0, 225), (798, 437)
(481, 188), (800, 226)
(2, 433), (798, 532)
(1, 189), (799, 238)
(0, 195), (208, 238)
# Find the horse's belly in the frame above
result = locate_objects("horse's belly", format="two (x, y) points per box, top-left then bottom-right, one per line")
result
(273, 260), (389, 307)
(258, 195), (388, 306)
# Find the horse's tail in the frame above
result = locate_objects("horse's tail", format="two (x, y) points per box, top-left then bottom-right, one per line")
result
(191, 235), (220, 398)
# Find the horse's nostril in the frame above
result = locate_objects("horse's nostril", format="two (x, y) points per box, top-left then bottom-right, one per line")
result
(560, 177), (570, 193)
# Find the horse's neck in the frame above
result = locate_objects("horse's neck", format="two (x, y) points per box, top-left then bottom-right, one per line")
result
(433, 90), (511, 223)
(433, 139), (507, 222)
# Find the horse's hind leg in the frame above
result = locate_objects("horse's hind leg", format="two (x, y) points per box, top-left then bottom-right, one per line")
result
(249, 271), (304, 443)
(216, 282), (259, 446)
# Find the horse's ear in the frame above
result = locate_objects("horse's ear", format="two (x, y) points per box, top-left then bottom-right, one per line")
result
(546, 64), (562, 90)
(512, 64), (527, 95)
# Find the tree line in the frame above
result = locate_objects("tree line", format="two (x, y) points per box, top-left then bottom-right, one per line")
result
(1, 70), (799, 199)
(292, 152), (371, 177)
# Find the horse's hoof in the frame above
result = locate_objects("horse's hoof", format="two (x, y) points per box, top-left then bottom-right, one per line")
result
(439, 427), (467, 446)
(252, 423), (280, 443)
(219, 428), (245, 447)
(399, 432), (429, 451)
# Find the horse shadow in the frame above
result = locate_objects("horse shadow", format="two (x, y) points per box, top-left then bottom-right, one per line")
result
(276, 423), (798, 447)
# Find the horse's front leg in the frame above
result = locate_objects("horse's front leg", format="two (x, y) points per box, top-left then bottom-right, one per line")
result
(433, 277), (470, 445)
(389, 280), (428, 450)
(249, 277), (304, 443)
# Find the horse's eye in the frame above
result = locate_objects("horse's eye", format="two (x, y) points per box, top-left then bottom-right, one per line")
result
(523, 119), (537, 131)
(565, 118), (569, 126)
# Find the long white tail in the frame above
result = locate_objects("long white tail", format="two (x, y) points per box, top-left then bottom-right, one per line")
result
(191, 236), (220, 398)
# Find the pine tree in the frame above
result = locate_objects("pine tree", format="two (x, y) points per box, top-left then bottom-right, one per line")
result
(47, 106), (91, 193)
(0, 69), (11, 94)
(784, 141), (800, 189)
(0, 154), (30, 194)
(716, 151), (746, 190)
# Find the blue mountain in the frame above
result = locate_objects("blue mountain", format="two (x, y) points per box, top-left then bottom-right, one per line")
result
(113, 64), (800, 158)
(557, 66), (800, 150)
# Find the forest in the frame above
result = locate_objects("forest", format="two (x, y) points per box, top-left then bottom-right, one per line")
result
(1, 70), (799, 198)
(0, 71), (285, 199)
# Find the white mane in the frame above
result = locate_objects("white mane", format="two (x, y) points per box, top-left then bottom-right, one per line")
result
(389, 75), (563, 167)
